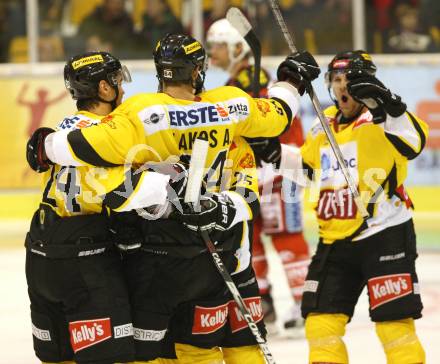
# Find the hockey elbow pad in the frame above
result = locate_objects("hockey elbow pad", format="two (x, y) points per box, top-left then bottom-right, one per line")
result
(26, 127), (55, 172)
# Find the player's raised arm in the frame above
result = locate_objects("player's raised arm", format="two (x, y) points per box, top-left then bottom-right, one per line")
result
(346, 69), (428, 160)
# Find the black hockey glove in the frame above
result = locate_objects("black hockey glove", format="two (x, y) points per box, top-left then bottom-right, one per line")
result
(277, 51), (321, 95)
(26, 127), (55, 173)
(110, 211), (144, 252)
(245, 137), (282, 168)
(170, 193), (237, 233)
(346, 69), (407, 124)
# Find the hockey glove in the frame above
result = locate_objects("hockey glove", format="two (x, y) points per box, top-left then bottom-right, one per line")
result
(245, 137), (282, 168)
(170, 193), (237, 233)
(110, 211), (144, 252)
(26, 127), (55, 173)
(346, 69), (407, 124)
(277, 51), (321, 95)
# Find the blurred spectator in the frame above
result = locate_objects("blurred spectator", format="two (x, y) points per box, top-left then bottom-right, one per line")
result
(38, 36), (65, 62)
(77, 0), (136, 58)
(7, 0), (27, 38)
(204, 0), (232, 34)
(0, 3), (10, 62)
(39, 0), (64, 36)
(85, 35), (113, 54)
(250, 1), (288, 55)
(387, 4), (436, 52)
(319, 0), (352, 54)
(366, 0), (428, 53)
(420, 0), (440, 49)
(138, 0), (184, 57)
(285, 0), (329, 54)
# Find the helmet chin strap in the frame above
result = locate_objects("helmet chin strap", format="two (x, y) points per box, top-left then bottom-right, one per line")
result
(193, 70), (205, 95)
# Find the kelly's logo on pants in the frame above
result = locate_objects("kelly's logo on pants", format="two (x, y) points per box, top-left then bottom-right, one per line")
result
(69, 317), (112, 352)
(229, 297), (263, 333)
(192, 303), (229, 334)
(368, 273), (413, 310)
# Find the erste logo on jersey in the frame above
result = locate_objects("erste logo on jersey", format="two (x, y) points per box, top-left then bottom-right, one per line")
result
(319, 141), (358, 188)
(139, 98), (250, 134)
(69, 317), (112, 352)
(368, 273), (413, 310)
(192, 303), (229, 335)
(228, 297), (263, 333)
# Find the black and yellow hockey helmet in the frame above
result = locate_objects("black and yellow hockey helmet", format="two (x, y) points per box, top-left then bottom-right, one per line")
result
(325, 50), (377, 84)
(64, 51), (131, 100)
(153, 33), (208, 94)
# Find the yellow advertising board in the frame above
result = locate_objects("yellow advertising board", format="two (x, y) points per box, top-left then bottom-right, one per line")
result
(0, 76), (76, 188)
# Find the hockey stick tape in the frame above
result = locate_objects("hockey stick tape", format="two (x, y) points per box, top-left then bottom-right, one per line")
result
(226, 7), (252, 37)
(184, 138), (209, 205)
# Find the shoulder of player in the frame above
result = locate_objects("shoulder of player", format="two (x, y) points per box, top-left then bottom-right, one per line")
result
(228, 137), (255, 165)
(117, 92), (162, 110)
(56, 111), (101, 131)
(204, 85), (250, 99)
(324, 105), (338, 118)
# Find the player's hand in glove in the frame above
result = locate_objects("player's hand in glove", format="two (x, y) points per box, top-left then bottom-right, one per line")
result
(26, 127), (55, 173)
(170, 193), (237, 233)
(346, 69), (407, 124)
(245, 137), (281, 168)
(277, 51), (321, 95)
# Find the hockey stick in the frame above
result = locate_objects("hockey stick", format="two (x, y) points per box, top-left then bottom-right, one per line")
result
(265, 0), (369, 219)
(185, 138), (276, 364)
(226, 7), (261, 97)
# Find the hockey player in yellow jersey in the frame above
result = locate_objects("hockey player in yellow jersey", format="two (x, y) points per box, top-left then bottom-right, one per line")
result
(28, 34), (320, 362)
(279, 50), (427, 364)
(207, 18), (313, 333)
(25, 52), (197, 364)
(24, 52), (145, 364)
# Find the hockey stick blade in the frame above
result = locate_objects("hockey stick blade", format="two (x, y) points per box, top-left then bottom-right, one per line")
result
(184, 137), (209, 211)
(226, 7), (252, 37)
(227, 7), (262, 97)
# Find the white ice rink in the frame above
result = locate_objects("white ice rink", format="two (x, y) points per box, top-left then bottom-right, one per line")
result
(1, 246), (439, 363)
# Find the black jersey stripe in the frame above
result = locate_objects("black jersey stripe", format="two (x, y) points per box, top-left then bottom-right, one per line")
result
(67, 129), (118, 167)
(103, 169), (143, 210)
(302, 161), (314, 181)
(232, 187), (260, 219)
(384, 112), (426, 160)
(271, 97), (293, 134)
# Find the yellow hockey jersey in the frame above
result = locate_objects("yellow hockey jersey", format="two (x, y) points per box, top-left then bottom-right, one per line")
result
(300, 106), (428, 243)
(222, 136), (259, 274)
(41, 111), (170, 217)
(44, 84), (298, 216)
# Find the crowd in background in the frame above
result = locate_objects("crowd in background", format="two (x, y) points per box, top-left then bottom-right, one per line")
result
(0, 0), (439, 63)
